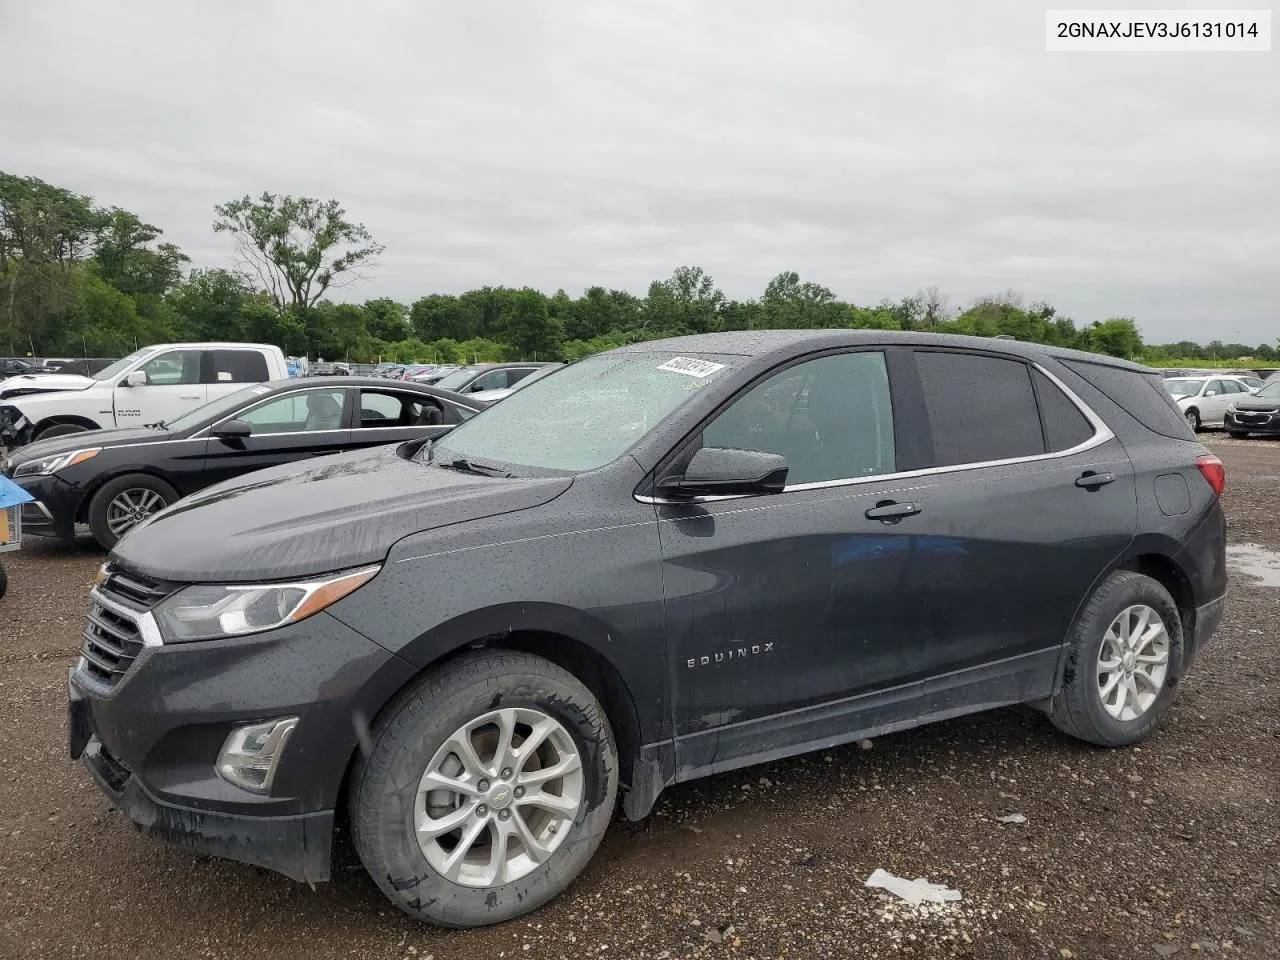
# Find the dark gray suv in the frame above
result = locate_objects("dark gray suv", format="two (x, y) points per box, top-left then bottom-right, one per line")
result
(68, 331), (1227, 927)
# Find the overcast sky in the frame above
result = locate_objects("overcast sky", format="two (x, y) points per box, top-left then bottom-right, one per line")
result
(2, 0), (1277, 342)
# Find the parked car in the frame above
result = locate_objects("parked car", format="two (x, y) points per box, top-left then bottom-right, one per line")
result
(68, 331), (1225, 928)
(2, 377), (481, 549)
(412, 364), (461, 385)
(469, 362), (564, 404)
(1, 358), (44, 379)
(0, 343), (288, 446)
(1223, 378), (1280, 437)
(430, 361), (563, 395)
(1162, 375), (1258, 431)
(41, 357), (74, 373)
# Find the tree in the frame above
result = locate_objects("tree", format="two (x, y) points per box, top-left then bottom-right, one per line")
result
(500, 288), (562, 358)
(212, 193), (384, 316)
(645, 266), (724, 335)
(760, 271), (843, 328)
(1089, 317), (1144, 359)
(363, 297), (408, 342)
(93, 208), (188, 298)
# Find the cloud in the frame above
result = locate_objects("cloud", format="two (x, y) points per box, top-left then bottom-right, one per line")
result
(2, 0), (1277, 341)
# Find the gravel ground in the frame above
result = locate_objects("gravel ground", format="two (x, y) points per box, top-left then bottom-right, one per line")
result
(1, 436), (1276, 960)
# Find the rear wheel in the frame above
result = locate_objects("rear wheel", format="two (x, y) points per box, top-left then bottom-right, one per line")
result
(87, 473), (179, 550)
(1049, 571), (1182, 747)
(351, 651), (618, 928)
(1184, 408), (1201, 432)
(35, 422), (90, 441)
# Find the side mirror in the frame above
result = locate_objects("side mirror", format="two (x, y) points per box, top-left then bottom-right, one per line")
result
(1205, 390), (1218, 396)
(657, 447), (789, 499)
(212, 419), (252, 439)
(123, 370), (148, 387)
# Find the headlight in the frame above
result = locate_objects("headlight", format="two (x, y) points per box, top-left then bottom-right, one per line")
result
(1227, 403), (1237, 413)
(153, 565), (380, 642)
(12, 447), (100, 478)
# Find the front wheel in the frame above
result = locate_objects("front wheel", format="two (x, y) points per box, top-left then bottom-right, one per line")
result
(87, 473), (180, 550)
(1184, 408), (1201, 432)
(35, 422), (90, 442)
(351, 651), (618, 928)
(1049, 571), (1182, 747)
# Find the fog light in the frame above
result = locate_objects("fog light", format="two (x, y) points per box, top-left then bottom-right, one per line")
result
(216, 717), (298, 793)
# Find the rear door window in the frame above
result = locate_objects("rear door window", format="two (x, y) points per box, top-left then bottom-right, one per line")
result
(358, 390), (442, 427)
(914, 351), (1044, 467)
(207, 350), (270, 384)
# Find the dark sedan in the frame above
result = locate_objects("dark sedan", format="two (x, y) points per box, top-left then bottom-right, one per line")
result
(1225, 378), (1280, 437)
(1, 377), (481, 549)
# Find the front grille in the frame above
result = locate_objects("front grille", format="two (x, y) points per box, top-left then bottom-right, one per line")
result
(79, 565), (177, 688)
(1237, 412), (1274, 426)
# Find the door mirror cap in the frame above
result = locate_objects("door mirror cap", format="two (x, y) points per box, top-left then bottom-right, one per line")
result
(657, 447), (789, 499)
(123, 370), (148, 387)
(212, 419), (253, 439)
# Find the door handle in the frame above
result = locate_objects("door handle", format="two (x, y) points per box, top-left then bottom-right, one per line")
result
(865, 500), (921, 523)
(1075, 470), (1117, 489)
(180, 394), (202, 400)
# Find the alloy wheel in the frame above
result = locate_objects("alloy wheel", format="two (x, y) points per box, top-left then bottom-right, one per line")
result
(1096, 604), (1170, 721)
(105, 489), (168, 537)
(414, 707), (584, 888)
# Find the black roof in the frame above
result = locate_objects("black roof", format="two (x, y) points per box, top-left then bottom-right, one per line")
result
(266, 376), (483, 406)
(615, 330), (1153, 373)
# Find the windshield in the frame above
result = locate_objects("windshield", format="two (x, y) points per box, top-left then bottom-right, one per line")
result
(1163, 378), (1203, 399)
(432, 351), (740, 473)
(92, 349), (152, 381)
(1255, 381), (1280, 399)
(161, 383), (274, 431)
(433, 366), (485, 390)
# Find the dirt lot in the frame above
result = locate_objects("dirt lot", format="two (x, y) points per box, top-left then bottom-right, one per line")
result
(1, 437), (1276, 960)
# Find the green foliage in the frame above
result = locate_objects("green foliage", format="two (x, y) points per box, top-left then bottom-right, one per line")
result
(8, 170), (1269, 372)
(212, 193), (384, 315)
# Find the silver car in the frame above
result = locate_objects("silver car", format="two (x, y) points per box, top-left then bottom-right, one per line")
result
(1163, 375), (1259, 431)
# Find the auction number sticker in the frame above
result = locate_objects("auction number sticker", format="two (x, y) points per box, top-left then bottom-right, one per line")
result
(657, 357), (725, 378)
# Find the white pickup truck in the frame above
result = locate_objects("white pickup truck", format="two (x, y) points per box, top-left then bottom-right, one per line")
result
(0, 342), (288, 446)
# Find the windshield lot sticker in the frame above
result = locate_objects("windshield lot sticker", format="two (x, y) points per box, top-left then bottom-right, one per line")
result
(658, 357), (725, 378)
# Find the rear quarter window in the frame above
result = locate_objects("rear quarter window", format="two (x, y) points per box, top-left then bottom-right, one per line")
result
(1059, 360), (1195, 441)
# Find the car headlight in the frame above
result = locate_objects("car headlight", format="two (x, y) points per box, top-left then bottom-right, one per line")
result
(1227, 403), (1237, 413)
(12, 447), (101, 478)
(153, 565), (380, 642)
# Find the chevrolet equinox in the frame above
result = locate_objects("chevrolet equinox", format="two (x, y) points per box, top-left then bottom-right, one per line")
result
(68, 331), (1227, 928)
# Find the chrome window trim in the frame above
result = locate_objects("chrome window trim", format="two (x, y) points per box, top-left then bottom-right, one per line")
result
(636, 360), (1113, 506)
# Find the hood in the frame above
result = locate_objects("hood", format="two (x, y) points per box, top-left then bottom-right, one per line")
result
(1233, 394), (1280, 411)
(0, 373), (97, 398)
(6, 426), (169, 465)
(112, 444), (573, 582)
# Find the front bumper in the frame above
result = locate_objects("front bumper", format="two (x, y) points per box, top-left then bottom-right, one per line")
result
(1225, 410), (1280, 434)
(0, 473), (77, 539)
(68, 610), (418, 883)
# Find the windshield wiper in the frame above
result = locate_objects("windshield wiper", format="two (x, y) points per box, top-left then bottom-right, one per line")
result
(145, 419), (168, 430)
(439, 457), (513, 478)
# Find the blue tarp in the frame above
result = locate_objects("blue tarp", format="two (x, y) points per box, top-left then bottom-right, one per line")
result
(0, 475), (35, 509)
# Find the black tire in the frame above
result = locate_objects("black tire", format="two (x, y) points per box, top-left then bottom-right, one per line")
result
(351, 650), (618, 928)
(1049, 571), (1183, 748)
(1184, 408), (1201, 432)
(86, 473), (180, 550)
(1227, 431), (1248, 439)
(35, 422), (90, 441)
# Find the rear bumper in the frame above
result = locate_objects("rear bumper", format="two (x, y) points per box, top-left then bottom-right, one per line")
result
(76, 731), (334, 883)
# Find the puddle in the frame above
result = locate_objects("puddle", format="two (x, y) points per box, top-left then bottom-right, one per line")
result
(1225, 543), (1280, 587)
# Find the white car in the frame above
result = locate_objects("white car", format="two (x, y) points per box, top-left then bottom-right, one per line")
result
(1162, 375), (1260, 431)
(0, 342), (289, 446)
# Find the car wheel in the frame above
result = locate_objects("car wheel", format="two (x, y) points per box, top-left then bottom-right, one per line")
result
(1049, 571), (1183, 748)
(35, 422), (90, 441)
(351, 650), (618, 928)
(1184, 408), (1200, 432)
(1227, 431), (1248, 439)
(87, 473), (180, 550)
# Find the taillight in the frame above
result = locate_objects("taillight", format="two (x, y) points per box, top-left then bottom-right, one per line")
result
(1196, 455), (1225, 497)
